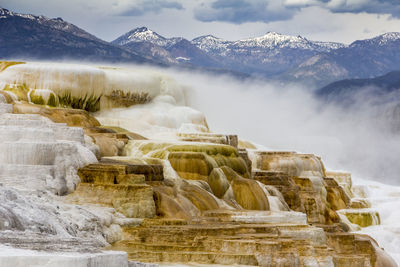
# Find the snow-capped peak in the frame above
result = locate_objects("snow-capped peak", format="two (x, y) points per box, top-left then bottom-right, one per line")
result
(0, 7), (15, 18)
(190, 31), (345, 53)
(313, 41), (347, 50)
(377, 32), (400, 45)
(350, 32), (400, 48)
(192, 35), (224, 42)
(113, 27), (182, 47)
(256, 31), (306, 42)
(191, 35), (229, 53)
(115, 27), (167, 46)
(233, 31), (313, 49)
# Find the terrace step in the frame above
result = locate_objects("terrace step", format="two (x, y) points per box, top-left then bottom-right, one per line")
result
(127, 251), (258, 266)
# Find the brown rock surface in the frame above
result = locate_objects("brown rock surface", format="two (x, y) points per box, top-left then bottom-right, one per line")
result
(67, 143), (395, 266)
(68, 162), (160, 219)
(253, 170), (304, 212)
(1, 65), (395, 266)
(177, 133), (238, 147)
(252, 151), (341, 225)
(108, 210), (395, 266)
(13, 103), (100, 127)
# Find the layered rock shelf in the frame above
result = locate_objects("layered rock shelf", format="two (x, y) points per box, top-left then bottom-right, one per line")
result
(0, 102), (132, 266)
(111, 215), (392, 266)
(67, 162), (159, 219)
(0, 99), (396, 266)
(0, 62), (397, 266)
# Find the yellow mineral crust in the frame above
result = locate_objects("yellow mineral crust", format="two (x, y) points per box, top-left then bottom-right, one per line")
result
(124, 140), (273, 213)
(3, 62), (396, 266)
(0, 62), (186, 110)
(253, 151), (326, 178)
(13, 103), (101, 127)
(326, 170), (380, 229)
(64, 127), (396, 266)
(250, 151), (351, 225)
(337, 209), (381, 228)
(67, 163), (158, 219)
(0, 61), (25, 72)
(220, 166), (270, 210)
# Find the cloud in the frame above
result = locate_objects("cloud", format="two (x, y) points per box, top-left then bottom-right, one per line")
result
(323, 0), (400, 18)
(113, 0), (183, 16)
(284, 0), (400, 18)
(194, 0), (400, 24)
(194, 0), (298, 24)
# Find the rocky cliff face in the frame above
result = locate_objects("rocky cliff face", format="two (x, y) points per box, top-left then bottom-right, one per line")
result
(0, 61), (398, 266)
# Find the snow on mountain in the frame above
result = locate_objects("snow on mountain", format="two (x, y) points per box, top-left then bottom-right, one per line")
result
(193, 32), (346, 53)
(282, 32), (400, 87)
(113, 27), (348, 76)
(313, 41), (347, 50)
(377, 32), (400, 44)
(112, 27), (182, 47)
(0, 8), (100, 42)
(350, 32), (400, 48)
(233, 32), (312, 49)
(115, 28), (345, 53)
(0, 8), (151, 63)
(191, 35), (230, 53)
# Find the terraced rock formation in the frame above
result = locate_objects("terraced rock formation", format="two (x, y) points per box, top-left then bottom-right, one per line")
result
(0, 101), (133, 266)
(1, 98), (393, 265)
(0, 61), (397, 266)
(101, 139), (395, 266)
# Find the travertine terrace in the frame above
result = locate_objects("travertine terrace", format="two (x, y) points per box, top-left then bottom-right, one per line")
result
(0, 61), (397, 267)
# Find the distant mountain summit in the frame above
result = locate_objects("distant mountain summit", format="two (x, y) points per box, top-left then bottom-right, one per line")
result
(0, 8), (100, 42)
(112, 27), (219, 67)
(227, 31), (345, 51)
(191, 35), (229, 53)
(114, 27), (345, 75)
(2, 7), (400, 87)
(112, 27), (182, 47)
(284, 33), (400, 87)
(191, 33), (345, 53)
(0, 8), (149, 63)
(350, 32), (400, 48)
(113, 26), (400, 87)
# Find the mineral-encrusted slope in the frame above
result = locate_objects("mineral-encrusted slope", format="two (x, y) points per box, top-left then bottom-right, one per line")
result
(0, 62), (397, 266)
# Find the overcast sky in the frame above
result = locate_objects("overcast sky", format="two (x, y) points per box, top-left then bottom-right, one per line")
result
(2, 0), (400, 44)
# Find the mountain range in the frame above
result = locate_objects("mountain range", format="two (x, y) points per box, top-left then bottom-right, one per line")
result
(0, 8), (150, 63)
(1, 7), (400, 87)
(112, 27), (346, 78)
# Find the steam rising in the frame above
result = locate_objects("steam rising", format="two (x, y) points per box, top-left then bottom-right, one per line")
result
(165, 69), (400, 185)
